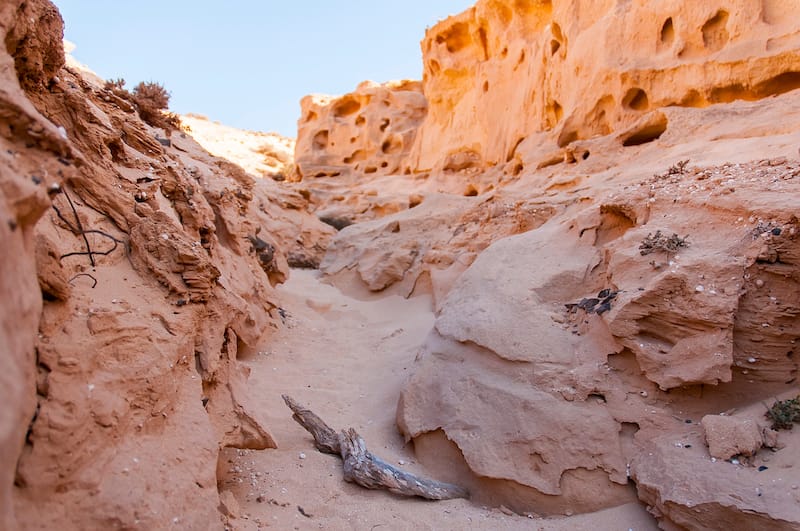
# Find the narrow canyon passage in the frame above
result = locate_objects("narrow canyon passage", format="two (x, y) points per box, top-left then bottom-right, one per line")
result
(218, 270), (657, 530)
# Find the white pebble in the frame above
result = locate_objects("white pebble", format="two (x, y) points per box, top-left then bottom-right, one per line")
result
(695, 285), (704, 293)
(747, 357), (757, 363)
(299, 452), (306, 460)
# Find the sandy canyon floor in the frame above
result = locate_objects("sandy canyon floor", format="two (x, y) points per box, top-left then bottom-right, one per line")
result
(219, 270), (657, 530)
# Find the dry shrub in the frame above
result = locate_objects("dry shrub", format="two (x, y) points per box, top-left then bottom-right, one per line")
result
(639, 230), (689, 256)
(105, 78), (179, 131)
(132, 81), (180, 131)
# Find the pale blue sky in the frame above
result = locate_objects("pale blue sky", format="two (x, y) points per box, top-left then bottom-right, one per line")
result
(53, 1), (474, 137)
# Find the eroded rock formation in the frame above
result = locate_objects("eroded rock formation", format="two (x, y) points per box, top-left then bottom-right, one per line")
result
(295, 80), (426, 180)
(291, 1), (800, 529)
(0, 1), (332, 528)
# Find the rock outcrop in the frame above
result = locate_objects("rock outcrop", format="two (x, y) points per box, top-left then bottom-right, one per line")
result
(295, 80), (426, 179)
(291, 1), (800, 528)
(0, 1), (333, 528)
(407, 0), (800, 173)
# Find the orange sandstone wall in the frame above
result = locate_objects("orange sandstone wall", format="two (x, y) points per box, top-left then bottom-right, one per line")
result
(295, 80), (427, 179)
(407, 0), (800, 172)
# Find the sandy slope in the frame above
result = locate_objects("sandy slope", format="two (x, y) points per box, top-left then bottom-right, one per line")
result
(220, 270), (657, 530)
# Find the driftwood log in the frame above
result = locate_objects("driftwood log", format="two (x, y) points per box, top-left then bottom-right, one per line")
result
(282, 394), (469, 501)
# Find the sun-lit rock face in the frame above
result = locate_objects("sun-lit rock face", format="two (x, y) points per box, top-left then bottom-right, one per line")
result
(294, 80), (427, 179)
(406, 0), (800, 173)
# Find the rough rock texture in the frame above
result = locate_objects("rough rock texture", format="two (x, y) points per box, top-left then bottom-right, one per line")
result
(320, 192), (553, 296)
(0, 2), (72, 528)
(407, 0), (800, 173)
(632, 422), (800, 531)
(0, 1), (333, 528)
(701, 414), (762, 460)
(293, 2), (800, 527)
(295, 80), (426, 179)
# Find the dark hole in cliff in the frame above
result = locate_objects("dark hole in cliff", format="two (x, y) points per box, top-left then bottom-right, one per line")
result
(379, 118), (391, 132)
(660, 17), (674, 45)
(364, 166), (378, 174)
(550, 22), (564, 56)
(516, 49), (526, 67)
(702, 9), (730, 52)
(622, 116), (668, 146)
(332, 96), (361, 118)
(477, 27), (489, 60)
(343, 150), (366, 164)
(557, 128), (579, 148)
(622, 88), (649, 111)
(483, 80), (489, 93)
(581, 150), (590, 160)
(381, 135), (403, 154)
(107, 137), (126, 163)
(41, 289), (60, 302)
(355, 115), (366, 126)
(754, 71), (800, 98)
(464, 184), (479, 196)
(596, 204), (636, 245)
(312, 130), (328, 150)
(588, 393), (607, 403)
(318, 215), (352, 231)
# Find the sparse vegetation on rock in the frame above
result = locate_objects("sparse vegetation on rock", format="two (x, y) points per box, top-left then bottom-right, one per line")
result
(765, 396), (800, 430)
(638, 230), (689, 256)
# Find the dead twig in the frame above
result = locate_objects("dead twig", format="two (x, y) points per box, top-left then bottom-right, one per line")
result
(52, 186), (125, 265)
(68, 273), (97, 288)
(282, 395), (340, 454)
(282, 395), (468, 501)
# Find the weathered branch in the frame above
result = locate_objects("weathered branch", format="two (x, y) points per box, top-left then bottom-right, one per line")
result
(282, 394), (340, 454)
(339, 428), (469, 500)
(282, 394), (468, 501)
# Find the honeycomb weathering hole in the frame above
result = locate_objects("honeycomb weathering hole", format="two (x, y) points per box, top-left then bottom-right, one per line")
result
(312, 130), (329, 150)
(702, 10), (730, 52)
(343, 150), (366, 164)
(436, 21), (471, 53)
(622, 113), (668, 147)
(623, 88), (649, 111)
(660, 17), (674, 46)
(333, 97), (361, 118)
(381, 135), (403, 154)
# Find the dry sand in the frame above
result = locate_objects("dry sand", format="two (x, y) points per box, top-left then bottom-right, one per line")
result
(220, 269), (658, 530)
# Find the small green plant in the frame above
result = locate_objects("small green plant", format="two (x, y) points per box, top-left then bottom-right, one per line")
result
(639, 230), (689, 256)
(765, 395), (800, 430)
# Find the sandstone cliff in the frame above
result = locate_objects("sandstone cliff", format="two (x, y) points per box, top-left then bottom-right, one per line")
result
(0, 1), (332, 528)
(290, 1), (800, 529)
(5, 0), (800, 529)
